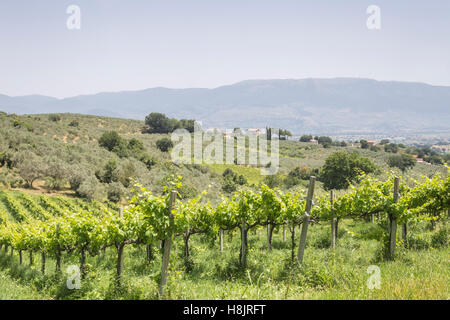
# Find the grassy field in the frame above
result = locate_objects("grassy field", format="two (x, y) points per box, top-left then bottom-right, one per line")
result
(0, 215), (447, 300)
(208, 164), (266, 186)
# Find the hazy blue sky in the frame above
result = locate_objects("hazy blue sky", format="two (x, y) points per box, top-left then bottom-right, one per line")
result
(0, 0), (449, 98)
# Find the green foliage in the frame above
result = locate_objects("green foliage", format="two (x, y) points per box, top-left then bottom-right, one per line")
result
(320, 152), (376, 190)
(96, 159), (119, 184)
(77, 176), (105, 201)
(431, 226), (448, 248)
(68, 166), (89, 191)
(222, 168), (247, 186)
(284, 166), (318, 188)
(15, 151), (45, 188)
(99, 131), (126, 153)
(11, 119), (34, 132)
(127, 138), (144, 153)
(44, 157), (68, 190)
(156, 138), (174, 152)
(0, 152), (13, 169)
(68, 120), (79, 127)
(117, 161), (136, 188)
(99, 132), (154, 171)
(299, 135), (313, 142)
(107, 182), (125, 203)
(384, 143), (399, 153)
(278, 129), (292, 139)
(318, 136), (332, 148)
(288, 166), (316, 180)
(424, 155), (444, 165)
(0, 171), (448, 300)
(263, 175), (283, 188)
(143, 113), (195, 134)
(137, 153), (157, 170)
(143, 113), (177, 134)
(222, 178), (237, 193)
(360, 140), (369, 149)
(387, 154), (416, 172)
(48, 115), (61, 122)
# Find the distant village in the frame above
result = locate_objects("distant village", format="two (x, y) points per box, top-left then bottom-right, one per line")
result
(202, 127), (449, 166)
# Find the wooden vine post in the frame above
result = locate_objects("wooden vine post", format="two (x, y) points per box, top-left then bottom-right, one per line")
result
(297, 176), (316, 264)
(402, 223), (407, 244)
(389, 177), (400, 259)
(219, 229), (223, 252)
(290, 224), (296, 261)
(335, 216), (339, 245)
(159, 190), (177, 297)
(183, 229), (191, 263)
(267, 223), (274, 251)
(80, 248), (86, 279)
(55, 223), (61, 273)
(330, 190), (336, 249)
(240, 220), (247, 267)
(116, 208), (125, 287)
(41, 251), (46, 274)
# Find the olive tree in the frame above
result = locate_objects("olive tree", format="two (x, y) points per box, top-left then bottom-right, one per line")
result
(16, 152), (45, 188)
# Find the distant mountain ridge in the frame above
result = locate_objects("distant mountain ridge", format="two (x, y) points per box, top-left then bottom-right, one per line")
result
(1, 78), (449, 135)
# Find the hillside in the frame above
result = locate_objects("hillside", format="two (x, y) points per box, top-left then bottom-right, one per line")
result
(0, 112), (447, 205)
(1, 78), (450, 135)
(0, 113), (226, 203)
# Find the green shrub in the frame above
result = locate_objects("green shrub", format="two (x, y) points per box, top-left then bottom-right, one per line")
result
(95, 159), (119, 184)
(406, 234), (430, 250)
(138, 153), (157, 170)
(68, 166), (89, 191)
(156, 138), (174, 152)
(77, 176), (105, 201)
(48, 114), (61, 122)
(263, 174), (282, 188)
(44, 157), (68, 190)
(222, 168), (247, 186)
(299, 135), (312, 142)
(107, 182), (125, 203)
(99, 131), (125, 152)
(8, 175), (24, 188)
(178, 183), (198, 199)
(12, 119), (34, 132)
(222, 177), (237, 193)
(431, 227), (448, 248)
(68, 120), (79, 127)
